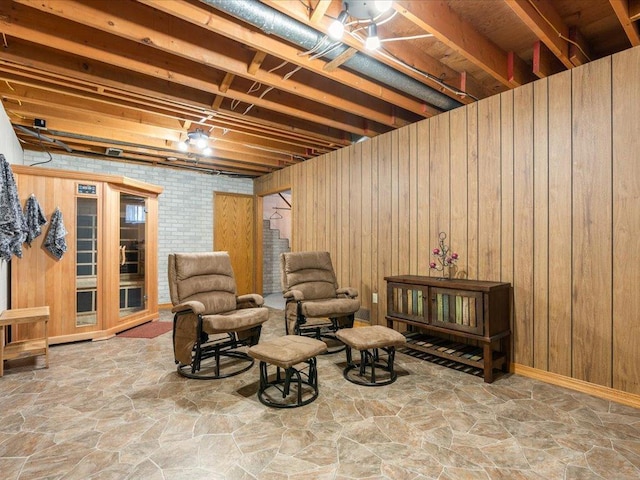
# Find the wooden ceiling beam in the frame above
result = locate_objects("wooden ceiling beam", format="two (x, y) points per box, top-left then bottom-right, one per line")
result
(139, 0), (437, 118)
(247, 50), (267, 75)
(259, 0), (483, 105)
(8, 104), (287, 168)
(630, 0), (640, 21)
(20, 135), (278, 174)
(532, 41), (566, 78)
(0, 71), (318, 158)
(0, 44), (347, 152)
(310, 0), (332, 24)
(0, 18), (377, 139)
(14, 0), (406, 129)
(609, 0), (640, 46)
(504, 0), (590, 68)
(394, 0), (536, 88)
(219, 73), (235, 93)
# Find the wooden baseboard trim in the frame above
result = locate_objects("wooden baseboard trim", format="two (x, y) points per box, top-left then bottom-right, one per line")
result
(513, 363), (640, 409)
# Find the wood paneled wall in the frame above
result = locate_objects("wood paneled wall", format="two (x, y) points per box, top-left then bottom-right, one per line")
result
(254, 46), (640, 395)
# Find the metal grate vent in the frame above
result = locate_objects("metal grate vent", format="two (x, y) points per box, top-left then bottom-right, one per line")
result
(105, 147), (123, 157)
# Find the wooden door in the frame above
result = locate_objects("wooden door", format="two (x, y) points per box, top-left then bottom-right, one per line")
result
(214, 192), (255, 295)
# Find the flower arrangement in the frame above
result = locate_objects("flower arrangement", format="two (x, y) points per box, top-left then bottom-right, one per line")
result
(429, 232), (458, 278)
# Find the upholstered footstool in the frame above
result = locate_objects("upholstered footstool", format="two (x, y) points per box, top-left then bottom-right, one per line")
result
(248, 335), (327, 408)
(335, 325), (406, 386)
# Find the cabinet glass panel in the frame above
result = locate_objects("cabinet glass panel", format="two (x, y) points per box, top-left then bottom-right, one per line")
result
(76, 197), (98, 327)
(119, 193), (147, 317)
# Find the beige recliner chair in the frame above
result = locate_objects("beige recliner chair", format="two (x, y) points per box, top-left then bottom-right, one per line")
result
(168, 252), (269, 379)
(280, 251), (360, 352)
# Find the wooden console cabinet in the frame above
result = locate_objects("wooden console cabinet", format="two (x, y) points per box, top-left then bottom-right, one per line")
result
(385, 275), (511, 383)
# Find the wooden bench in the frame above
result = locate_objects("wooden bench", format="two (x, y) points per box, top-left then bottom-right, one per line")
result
(0, 306), (50, 377)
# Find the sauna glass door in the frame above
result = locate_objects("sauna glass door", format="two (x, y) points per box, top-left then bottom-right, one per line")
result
(76, 196), (99, 327)
(119, 193), (147, 317)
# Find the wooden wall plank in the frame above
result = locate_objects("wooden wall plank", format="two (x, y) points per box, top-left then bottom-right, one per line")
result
(361, 139), (373, 319)
(513, 83), (535, 366)
(340, 147), (350, 286)
(500, 90), (514, 287)
(477, 95), (502, 281)
(613, 46), (640, 394)
(408, 123), (419, 275)
(548, 70), (573, 377)
(370, 137), (380, 324)
(533, 79), (550, 371)
(572, 57), (612, 387)
(428, 113), (451, 278)
(328, 151), (338, 265)
(307, 157), (316, 251)
(350, 143), (362, 297)
(449, 107), (468, 280)
(416, 121), (430, 276)
(466, 103), (479, 279)
(500, 90), (515, 363)
(377, 133), (393, 325)
(398, 126), (411, 275)
(391, 130), (400, 276)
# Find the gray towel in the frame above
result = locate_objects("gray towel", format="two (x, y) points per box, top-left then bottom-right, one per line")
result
(43, 208), (67, 260)
(0, 154), (28, 261)
(24, 195), (47, 246)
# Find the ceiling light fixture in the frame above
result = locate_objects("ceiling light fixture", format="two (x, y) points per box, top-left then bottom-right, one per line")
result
(333, 1), (392, 50)
(374, 0), (393, 14)
(177, 128), (212, 155)
(328, 10), (349, 41)
(365, 24), (381, 50)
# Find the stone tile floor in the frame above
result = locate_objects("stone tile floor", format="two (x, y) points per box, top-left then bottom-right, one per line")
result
(1, 308), (640, 479)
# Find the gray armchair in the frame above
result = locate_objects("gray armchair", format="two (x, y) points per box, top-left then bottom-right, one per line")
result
(168, 252), (269, 379)
(280, 251), (360, 352)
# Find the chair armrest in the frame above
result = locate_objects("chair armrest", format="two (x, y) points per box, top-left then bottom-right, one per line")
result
(171, 301), (205, 315)
(236, 294), (264, 309)
(284, 289), (305, 301)
(336, 287), (359, 298)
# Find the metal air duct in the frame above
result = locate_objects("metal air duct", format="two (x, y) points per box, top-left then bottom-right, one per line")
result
(202, 0), (463, 112)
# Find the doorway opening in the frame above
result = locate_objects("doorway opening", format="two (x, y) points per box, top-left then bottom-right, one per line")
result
(262, 190), (291, 308)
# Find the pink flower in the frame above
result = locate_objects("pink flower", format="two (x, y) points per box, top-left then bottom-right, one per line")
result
(432, 248), (440, 255)
(451, 252), (458, 259)
(429, 262), (437, 269)
(446, 257), (452, 264)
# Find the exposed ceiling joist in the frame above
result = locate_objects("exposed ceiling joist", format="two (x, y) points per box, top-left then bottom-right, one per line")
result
(0, 0), (633, 176)
(609, 0), (640, 46)
(505, 0), (590, 67)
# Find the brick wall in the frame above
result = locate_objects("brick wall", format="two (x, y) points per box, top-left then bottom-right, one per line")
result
(23, 151), (253, 304)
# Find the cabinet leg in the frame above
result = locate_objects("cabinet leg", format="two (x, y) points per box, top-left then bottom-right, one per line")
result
(502, 335), (511, 374)
(483, 343), (493, 383)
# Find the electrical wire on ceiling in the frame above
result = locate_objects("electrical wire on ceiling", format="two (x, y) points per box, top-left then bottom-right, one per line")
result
(525, 0), (591, 62)
(297, 6), (474, 101)
(232, 58), (303, 116)
(26, 130), (54, 167)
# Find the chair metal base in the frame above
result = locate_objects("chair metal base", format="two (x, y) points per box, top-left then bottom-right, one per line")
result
(342, 346), (398, 386)
(256, 358), (319, 408)
(177, 350), (254, 380)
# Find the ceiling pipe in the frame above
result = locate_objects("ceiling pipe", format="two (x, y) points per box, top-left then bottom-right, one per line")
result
(202, 0), (463, 112)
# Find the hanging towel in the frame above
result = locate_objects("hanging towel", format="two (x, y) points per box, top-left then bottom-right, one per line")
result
(43, 207), (67, 260)
(0, 154), (28, 261)
(24, 195), (48, 246)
